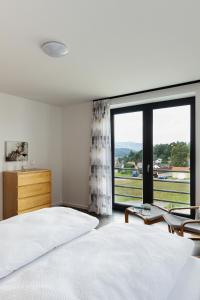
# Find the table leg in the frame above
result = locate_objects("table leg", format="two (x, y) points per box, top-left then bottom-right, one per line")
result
(125, 209), (129, 223)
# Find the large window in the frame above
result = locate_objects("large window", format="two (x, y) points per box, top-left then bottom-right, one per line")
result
(111, 98), (195, 216)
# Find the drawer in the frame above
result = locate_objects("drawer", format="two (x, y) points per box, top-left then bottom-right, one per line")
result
(18, 182), (51, 198)
(18, 204), (51, 214)
(18, 171), (51, 186)
(18, 194), (51, 212)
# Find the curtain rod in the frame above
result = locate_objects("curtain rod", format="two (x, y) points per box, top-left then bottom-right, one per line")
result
(93, 79), (200, 102)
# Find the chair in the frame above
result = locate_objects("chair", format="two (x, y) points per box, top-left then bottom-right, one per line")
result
(164, 206), (200, 238)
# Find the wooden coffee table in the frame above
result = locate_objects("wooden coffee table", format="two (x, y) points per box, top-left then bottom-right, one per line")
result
(125, 204), (166, 225)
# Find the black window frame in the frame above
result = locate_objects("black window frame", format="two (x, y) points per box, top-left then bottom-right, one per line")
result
(111, 97), (196, 218)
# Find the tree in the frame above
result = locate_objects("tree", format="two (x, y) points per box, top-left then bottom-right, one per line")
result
(170, 142), (189, 167)
(117, 141), (190, 168)
(123, 150), (143, 168)
(153, 144), (171, 163)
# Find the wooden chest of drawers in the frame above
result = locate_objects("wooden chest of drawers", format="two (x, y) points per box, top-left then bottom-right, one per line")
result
(3, 169), (51, 219)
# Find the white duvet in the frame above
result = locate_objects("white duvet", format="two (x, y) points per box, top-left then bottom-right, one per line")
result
(0, 207), (98, 279)
(0, 209), (194, 300)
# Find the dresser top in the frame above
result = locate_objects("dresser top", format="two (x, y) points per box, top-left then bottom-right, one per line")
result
(3, 169), (50, 174)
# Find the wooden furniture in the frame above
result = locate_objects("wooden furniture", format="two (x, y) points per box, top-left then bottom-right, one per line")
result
(164, 206), (200, 240)
(3, 169), (51, 219)
(125, 204), (166, 225)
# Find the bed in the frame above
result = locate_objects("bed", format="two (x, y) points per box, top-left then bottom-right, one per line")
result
(0, 207), (199, 300)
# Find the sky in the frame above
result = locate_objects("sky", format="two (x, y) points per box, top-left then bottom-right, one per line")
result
(114, 105), (190, 145)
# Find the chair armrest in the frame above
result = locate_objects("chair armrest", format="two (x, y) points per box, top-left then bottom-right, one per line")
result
(179, 220), (200, 236)
(182, 220), (200, 227)
(169, 206), (200, 213)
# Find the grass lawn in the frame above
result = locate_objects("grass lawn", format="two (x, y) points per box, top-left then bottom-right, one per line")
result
(114, 170), (190, 209)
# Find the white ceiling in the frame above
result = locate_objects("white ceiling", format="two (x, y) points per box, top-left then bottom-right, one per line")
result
(0, 0), (200, 105)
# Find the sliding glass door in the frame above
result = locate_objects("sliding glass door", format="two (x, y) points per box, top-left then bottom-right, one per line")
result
(113, 111), (143, 206)
(111, 98), (195, 216)
(153, 105), (192, 211)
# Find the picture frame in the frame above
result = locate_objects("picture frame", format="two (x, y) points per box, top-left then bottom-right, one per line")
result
(5, 141), (28, 162)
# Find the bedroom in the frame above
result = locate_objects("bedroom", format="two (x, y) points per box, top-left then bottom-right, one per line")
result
(0, 1), (200, 299)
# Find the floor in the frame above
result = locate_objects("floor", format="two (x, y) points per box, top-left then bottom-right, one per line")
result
(96, 210), (127, 228)
(91, 209), (168, 231)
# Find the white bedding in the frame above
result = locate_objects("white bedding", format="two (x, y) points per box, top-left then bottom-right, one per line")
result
(0, 207), (98, 279)
(0, 217), (194, 300)
(169, 257), (200, 300)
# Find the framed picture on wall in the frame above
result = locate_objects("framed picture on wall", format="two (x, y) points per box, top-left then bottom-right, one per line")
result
(5, 141), (28, 162)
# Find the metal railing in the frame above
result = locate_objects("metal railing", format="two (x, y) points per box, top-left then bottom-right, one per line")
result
(114, 167), (190, 206)
(114, 167), (190, 173)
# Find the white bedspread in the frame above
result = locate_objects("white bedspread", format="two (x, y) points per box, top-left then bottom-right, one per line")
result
(169, 257), (200, 300)
(0, 222), (194, 300)
(0, 207), (98, 279)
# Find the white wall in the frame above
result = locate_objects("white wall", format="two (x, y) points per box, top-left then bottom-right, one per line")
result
(63, 83), (200, 208)
(63, 102), (92, 209)
(0, 93), (63, 219)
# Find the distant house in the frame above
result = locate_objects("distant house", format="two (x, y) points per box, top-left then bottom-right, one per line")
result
(137, 162), (143, 169)
(155, 158), (162, 165)
(114, 159), (124, 173)
(126, 162), (135, 168)
(171, 167), (190, 180)
(153, 164), (160, 169)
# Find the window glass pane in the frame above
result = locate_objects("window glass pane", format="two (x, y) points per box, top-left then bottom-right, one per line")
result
(114, 111), (143, 206)
(153, 105), (190, 213)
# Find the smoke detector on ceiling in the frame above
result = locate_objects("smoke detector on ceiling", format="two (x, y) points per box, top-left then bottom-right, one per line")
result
(41, 41), (69, 57)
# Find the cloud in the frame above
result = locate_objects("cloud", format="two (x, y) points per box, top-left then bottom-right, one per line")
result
(114, 105), (190, 145)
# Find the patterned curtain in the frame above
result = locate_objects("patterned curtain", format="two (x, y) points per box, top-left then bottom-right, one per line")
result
(89, 100), (112, 215)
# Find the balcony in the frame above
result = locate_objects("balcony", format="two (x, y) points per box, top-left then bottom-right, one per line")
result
(114, 167), (190, 210)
